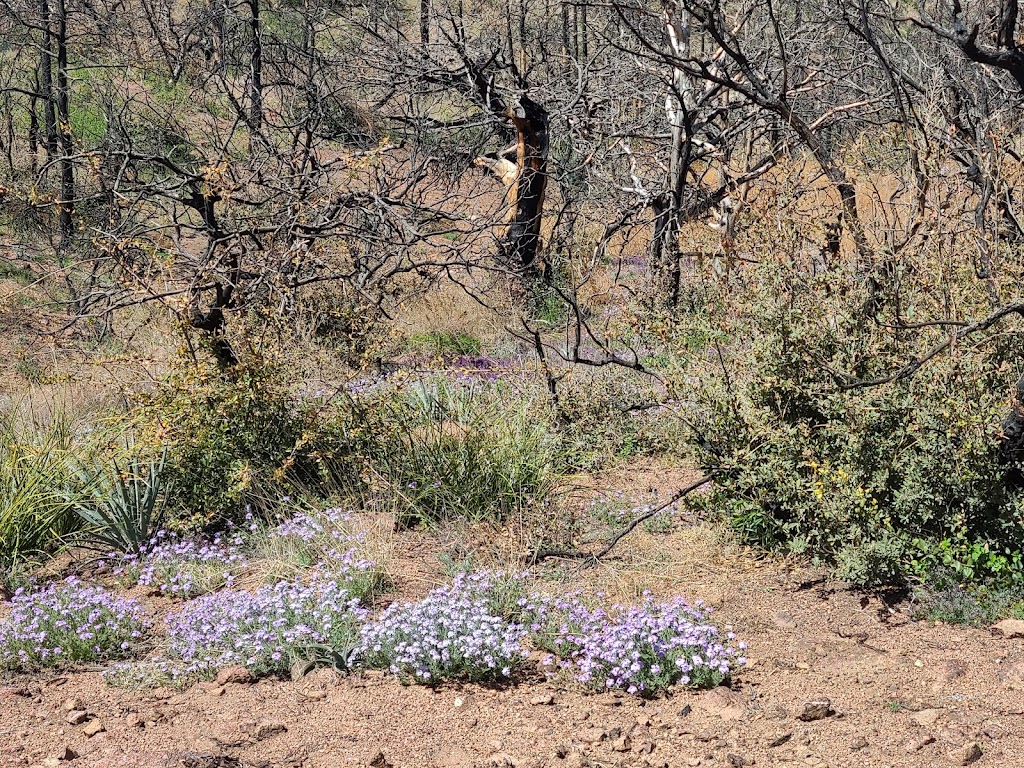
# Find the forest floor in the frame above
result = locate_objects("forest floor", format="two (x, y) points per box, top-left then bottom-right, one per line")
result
(1, 461), (1023, 768)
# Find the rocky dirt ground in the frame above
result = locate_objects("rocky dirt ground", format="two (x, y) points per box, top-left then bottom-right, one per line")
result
(2, 464), (1023, 768)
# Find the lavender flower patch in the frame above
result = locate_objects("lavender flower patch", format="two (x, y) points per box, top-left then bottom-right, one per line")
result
(0, 579), (148, 670)
(518, 591), (607, 659)
(258, 508), (387, 599)
(160, 572), (367, 680)
(529, 593), (745, 696)
(356, 572), (529, 684)
(115, 530), (246, 598)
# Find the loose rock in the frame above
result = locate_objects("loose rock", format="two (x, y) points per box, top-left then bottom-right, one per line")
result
(797, 699), (832, 722)
(948, 742), (982, 765)
(62, 698), (83, 712)
(991, 618), (1024, 638)
(65, 710), (89, 726)
(82, 719), (105, 737)
(849, 737), (868, 751)
(530, 694), (555, 706)
(214, 666), (253, 686)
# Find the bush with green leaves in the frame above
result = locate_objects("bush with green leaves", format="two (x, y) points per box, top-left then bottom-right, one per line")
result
(130, 357), (371, 528)
(687, 268), (1024, 589)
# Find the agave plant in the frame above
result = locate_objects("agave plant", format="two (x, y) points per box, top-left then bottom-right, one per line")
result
(73, 450), (171, 556)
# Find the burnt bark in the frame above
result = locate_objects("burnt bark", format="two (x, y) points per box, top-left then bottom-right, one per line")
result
(54, 0), (73, 250)
(501, 96), (549, 276)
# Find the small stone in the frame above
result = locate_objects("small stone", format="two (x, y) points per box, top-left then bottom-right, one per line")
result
(207, 686), (226, 698)
(82, 719), (105, 737)
(726, 755), (751, 767)
(576, 727), (606, 744)
(849, 737), (868, 751)
(65, 710), (89, 726)
(635, 739), (655, 754)
(254, 720), (287, 739)
(530, 694), (555, 706)
(53, 746), (76, 761)
(678, 704), (693, 717)
(453, 696), (471, 709)
(772, 612), (798, 630)
(905, 736), (936, 753)
(797, 699), (832, 722)
(124, 713), (142, 728)
(948, 742), (982, 765)
(215, 666), (253, 685)
(368, 751), (394, 768)
(42, 759), (61, 768)
(564, 753), (589, 768)
(303, 689), (328, 700)
(612, 734), (632, 752)
(62, 698), (83, 712)
(910, 708), (942, 727)
(991, 618), (1024, 638)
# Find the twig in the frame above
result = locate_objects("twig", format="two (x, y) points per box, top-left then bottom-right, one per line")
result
(528, 472), (717, 565)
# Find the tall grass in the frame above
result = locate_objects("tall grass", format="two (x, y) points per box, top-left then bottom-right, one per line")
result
(0, 388), (123, 572)
(0, 405), (89, 561)
(373, 380), (562, 526)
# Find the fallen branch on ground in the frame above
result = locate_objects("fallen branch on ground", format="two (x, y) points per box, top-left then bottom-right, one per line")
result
(527, 472), (718, 565)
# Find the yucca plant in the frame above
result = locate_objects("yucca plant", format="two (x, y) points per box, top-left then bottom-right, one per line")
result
(73, 450), (171, 555)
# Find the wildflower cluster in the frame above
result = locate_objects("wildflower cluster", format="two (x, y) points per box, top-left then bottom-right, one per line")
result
(115, 530), (246, 598)
(161, 572), (367, 680)
(262, 508), (384, 599)
(526, 592), (745, 695)
(357, 572), (528, 683)
(0, 579), (148, 670)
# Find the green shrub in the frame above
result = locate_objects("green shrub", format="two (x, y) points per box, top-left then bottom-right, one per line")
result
(131, 357), (371, 528)
(687, 268), (1024, 589)
(405, 330), (482, 357)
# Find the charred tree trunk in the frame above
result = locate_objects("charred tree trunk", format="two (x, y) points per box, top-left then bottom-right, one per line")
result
(39, 0), (57, 158)
(247, 0), (263, 128)
(54, 0), (73, 250)
(501, 96), (549, 277)
(419, 0), (430, 43)
(649, 0), (695, 307)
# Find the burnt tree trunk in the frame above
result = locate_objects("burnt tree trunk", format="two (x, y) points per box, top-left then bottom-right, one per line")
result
(54, 0), (73, 251)
(39, 0), (57, 158)
(247, 0), (263, 128)
(500, 96), (549, 277)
